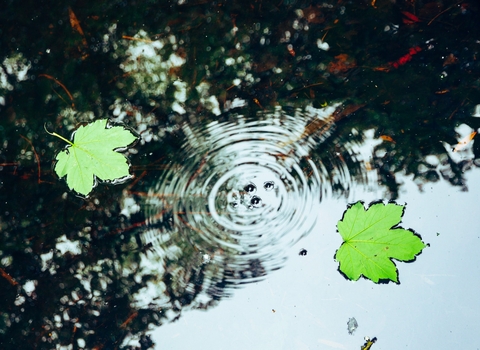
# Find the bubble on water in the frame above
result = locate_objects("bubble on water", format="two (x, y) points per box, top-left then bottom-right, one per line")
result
(264, 181), (275, 191)
(244, 183), (256, 193)
(250, 196), (261, 206)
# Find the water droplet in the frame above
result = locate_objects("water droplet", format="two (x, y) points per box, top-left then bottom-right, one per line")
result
(264, 181), (275, 191)
(244, 183), (256, 193)
(250, 196), (261, 206)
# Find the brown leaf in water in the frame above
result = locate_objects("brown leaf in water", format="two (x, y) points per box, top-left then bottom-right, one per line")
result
(0, 267), (17, 286)
(380, 135), (395, 143)
(68, 7), (88, 48)
(453, 131), (477, 152)
(328, 54), (357, 74)
(333, 103), (365, 122)
(443, 53), (458, 67)
(302, 118), (330, 139)
(303, 104), (365, 139)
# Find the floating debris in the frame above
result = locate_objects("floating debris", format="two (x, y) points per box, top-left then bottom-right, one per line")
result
(452, 131), (476, 152)
(299, 249), (307, 256)
(347, 317), (358, 335)
(361, 336), (377, 350)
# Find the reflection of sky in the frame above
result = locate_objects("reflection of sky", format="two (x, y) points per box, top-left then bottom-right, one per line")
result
(149, 166), (480, 349)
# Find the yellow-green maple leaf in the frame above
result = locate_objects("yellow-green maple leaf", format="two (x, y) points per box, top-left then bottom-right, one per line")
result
(335, 201), (426, 284)
(51, 119), (137, 197)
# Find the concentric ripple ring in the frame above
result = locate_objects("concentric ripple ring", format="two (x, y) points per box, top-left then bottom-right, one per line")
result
(144, 106), (339, 271)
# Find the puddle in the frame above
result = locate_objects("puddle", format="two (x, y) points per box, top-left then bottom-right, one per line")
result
(4, 2), (477, 348)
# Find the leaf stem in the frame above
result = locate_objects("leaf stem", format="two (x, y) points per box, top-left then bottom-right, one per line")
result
(44, 124), (74, 146)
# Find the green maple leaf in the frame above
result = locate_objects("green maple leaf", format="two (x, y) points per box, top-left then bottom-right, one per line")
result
(334, 201), (426, 284)
(49, 119), (138, 197)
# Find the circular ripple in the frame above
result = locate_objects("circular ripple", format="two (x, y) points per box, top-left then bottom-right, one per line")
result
(142, 106), (380, 284)
(144, 109), (328, 267)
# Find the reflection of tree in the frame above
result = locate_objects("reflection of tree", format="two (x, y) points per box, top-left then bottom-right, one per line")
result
(0, 0), (480, 348)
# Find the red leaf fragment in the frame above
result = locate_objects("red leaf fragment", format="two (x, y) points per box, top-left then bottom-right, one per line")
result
(390, 46), (422, 69)
(401, 11), (421, 24)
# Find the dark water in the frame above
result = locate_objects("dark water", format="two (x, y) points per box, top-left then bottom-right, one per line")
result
(1, 1), (480, 349)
